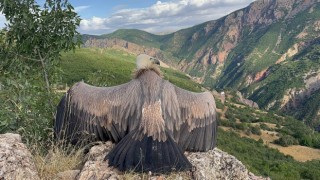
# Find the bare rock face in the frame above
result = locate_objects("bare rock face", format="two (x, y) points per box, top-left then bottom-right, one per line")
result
(186, 149), (269, 180)
(77, 142), (268, 180)
(236, 91), (259, 109)
(77, 142), (120, 180)
(55, 170), (80, 180)
(0, 133), (40, 180)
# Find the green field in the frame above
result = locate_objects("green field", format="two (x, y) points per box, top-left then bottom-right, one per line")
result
(60, 48), (202, 92)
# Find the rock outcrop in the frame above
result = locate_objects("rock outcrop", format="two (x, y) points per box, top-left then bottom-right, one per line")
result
(55, 170), (80, 180)
(282, 71), (320, 110)
(76, 142), (268, 180)
(0, 133), (40, 180)
(0, 134), (268, 179)
(236, 91), (259, 109)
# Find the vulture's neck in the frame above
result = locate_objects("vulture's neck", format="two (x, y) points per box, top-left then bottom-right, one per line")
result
(133, 66), (162, 79)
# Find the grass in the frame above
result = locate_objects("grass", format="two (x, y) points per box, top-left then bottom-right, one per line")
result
(59, 48), (135, 86)
(162, 67), (202, 92)
(59, 48), (202, 92)
(33, 145), (84, 180)
(268, 144), (320, 162)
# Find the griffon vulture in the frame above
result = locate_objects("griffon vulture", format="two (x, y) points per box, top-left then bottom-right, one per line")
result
(55, 54), (217, 173)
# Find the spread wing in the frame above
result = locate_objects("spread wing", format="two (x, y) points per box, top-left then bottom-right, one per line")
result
(54, 80), (143, 144)
(162, 81), (217, 151)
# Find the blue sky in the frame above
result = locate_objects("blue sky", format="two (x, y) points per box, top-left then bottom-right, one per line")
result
(0, 0), (256, 35)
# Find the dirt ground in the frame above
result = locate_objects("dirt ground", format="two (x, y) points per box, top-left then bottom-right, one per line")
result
(221, 126), (320, 162)
(268, 144), (320, 162)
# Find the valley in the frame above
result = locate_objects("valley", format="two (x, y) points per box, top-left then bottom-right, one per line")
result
(219, 113), (320, 162)
(213, 90), (320, 162)
(82, 0), (320, 130)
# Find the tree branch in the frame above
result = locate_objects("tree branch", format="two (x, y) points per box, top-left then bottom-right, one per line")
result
(37, 49), (55, 118)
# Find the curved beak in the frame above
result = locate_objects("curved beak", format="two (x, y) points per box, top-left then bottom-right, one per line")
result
(153, 59), (160, 65)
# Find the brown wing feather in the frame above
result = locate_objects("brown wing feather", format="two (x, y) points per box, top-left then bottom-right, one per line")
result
(161, 81), (217, 151)
(55, 80), (143, 144)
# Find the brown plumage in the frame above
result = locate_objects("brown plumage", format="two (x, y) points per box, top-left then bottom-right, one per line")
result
(54, 54), (217, 173)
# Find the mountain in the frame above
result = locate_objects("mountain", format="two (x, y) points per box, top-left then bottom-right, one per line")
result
(82, 0), (320, 129)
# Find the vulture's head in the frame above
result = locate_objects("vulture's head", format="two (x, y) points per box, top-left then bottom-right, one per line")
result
(136, 54), (160, 69)
(134, 54), (161, 78)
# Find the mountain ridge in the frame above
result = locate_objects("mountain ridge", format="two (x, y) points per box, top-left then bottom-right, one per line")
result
(82, 0), (320, 129)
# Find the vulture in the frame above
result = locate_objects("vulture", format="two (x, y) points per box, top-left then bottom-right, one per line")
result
(54, 54), (217, 173)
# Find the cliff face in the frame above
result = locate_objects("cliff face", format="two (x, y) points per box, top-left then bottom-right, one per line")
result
(154, 0), (319, 77)
(83, 0), (320, 128)
(84, 0), (320, 80)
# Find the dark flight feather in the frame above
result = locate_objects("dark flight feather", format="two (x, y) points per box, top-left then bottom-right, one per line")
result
(54, 54), (217, 173)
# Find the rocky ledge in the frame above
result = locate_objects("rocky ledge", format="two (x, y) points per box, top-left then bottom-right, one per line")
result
(0, 133), (269, 180)
(76, 142), (268, 180)
(0, 133), (40, 180)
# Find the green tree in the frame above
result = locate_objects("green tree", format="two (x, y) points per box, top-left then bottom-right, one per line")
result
(0, 0), (81, 109)
(0, 0), (81, 141)
(274, 135), (299, 147)
(250, 126), (262, 135)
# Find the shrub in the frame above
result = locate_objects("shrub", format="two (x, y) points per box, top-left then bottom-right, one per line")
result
(260, 123), (270, 130)
(250, 126), (262, 135)
(274, 135), (299, 147)
(215, 99), (225, 109)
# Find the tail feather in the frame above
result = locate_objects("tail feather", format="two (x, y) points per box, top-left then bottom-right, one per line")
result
(106, 130), (192, 173)
(161, 141), (171, 168)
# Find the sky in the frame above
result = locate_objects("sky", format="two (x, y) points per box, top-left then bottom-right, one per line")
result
(0, 0), (256, 35)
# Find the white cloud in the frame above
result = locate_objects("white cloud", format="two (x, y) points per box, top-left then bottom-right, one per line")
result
(79, 0), (255, 35)
(74, 5), (90, 13)
(81, 16), (110, 31)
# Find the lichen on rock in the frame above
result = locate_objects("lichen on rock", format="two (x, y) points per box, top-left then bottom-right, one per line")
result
(0, 133), (40, 180)
(0, 134), (269, 180)
(77, 142), (269, 180)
